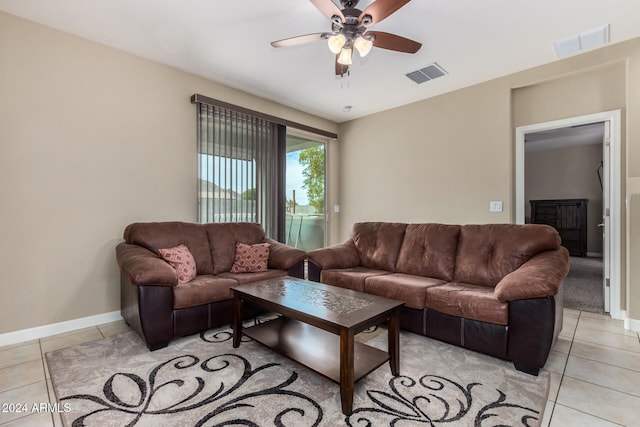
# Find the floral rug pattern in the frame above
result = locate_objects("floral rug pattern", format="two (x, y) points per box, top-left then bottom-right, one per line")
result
(47, 322), (548, 426)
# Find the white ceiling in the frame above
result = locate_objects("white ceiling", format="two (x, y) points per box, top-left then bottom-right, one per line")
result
(1, 0), (639, 123)
(525, 123), (605, 152)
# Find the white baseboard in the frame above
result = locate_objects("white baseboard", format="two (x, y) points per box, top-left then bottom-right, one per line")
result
(624, 316), (640, 332)
(0, 311), (123, 347)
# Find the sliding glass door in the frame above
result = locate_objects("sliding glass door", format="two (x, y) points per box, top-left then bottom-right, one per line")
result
(285, 132), (326, 250)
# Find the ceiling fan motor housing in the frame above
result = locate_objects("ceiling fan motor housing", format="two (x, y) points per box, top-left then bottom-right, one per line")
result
(341, 0), (360, 8)
(332, 7), (370, 39)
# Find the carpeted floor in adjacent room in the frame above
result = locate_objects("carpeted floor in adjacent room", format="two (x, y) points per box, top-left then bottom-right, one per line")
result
(563, 256), (605, 314)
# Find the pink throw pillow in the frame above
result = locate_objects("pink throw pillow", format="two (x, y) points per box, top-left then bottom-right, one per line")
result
(230, 242), (270, 273)
(158, 244), (197, 284)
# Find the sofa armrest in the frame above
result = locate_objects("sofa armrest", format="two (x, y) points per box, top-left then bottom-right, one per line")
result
(494, 247), (570, 302)
(116, 243), (178, 286)
(307, 240), (361, 270)
(263, 238), (307, 270)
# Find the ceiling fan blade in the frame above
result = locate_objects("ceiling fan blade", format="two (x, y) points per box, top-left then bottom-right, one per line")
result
(359, 0), (411, 26)
(335, 55), (349, 76)
(271, 33), (326, 48)
(368, 31), (421, 53)
(310, 0), (345, 21)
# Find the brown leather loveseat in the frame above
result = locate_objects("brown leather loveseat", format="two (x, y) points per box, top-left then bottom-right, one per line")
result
(116, 221), (306, 350)
(307, 222), (570, 375)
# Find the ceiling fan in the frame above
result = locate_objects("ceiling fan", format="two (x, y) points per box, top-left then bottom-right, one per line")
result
(271, 0), (421, 76)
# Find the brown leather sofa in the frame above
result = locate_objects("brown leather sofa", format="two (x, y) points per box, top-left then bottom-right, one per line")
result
(307, 222), (570, 375)
(116, 221), (306, 350)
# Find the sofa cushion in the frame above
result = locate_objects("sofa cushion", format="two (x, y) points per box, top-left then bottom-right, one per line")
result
(365, 273), (446, 309)
(395, 223), (460, 281)
(204, 223), (266, 274)
(453, 224), (561, 287)
(158, 245), (197, 284)
(352, 222), (408, 271)
(124, 222), (214, 275)
(219, 269), (288, 285)
(426, 282), (508, 325)
(321, 267), (390, 292)
(230, 242), (270, 273)
(173, 276), (238, 309)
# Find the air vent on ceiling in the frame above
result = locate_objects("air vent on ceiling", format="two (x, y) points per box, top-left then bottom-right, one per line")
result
(553, 24), (609, 58)
(406, 63), (447, 84)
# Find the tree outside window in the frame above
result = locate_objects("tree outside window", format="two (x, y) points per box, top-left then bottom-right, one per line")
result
(298, 146), (325, 214)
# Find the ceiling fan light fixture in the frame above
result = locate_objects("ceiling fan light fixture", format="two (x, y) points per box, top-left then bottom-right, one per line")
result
(327, 33), (346, 54)
(337, 47), (353, 65)
(353, 35), (373, 57)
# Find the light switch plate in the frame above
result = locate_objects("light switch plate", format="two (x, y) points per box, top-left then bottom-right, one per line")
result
(490, 201), (503, 212)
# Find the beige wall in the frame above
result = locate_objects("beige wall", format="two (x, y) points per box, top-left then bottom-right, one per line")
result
(338, 79), (513, 229)
(511, 64), (626, 127)
(338, 37), (640, 321)
(0, 12), (337, 335)
(525, 143), (604, 254)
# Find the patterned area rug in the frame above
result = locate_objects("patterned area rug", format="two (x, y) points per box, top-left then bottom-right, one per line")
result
(46, 322), (549, 426)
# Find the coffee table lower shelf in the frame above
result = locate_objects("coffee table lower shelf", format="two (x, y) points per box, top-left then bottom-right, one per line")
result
(243, 316), (390, 384)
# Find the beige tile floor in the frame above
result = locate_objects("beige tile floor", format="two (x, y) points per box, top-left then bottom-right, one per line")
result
(0, 309), (638, 426)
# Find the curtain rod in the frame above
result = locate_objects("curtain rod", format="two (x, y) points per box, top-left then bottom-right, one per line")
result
(191, 94), (338, 139)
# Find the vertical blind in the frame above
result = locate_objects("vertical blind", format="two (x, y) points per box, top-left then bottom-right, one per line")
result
(195, 101), (280, 237)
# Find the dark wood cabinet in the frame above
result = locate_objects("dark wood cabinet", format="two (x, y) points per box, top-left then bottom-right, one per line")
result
(530, 199), (588, 257)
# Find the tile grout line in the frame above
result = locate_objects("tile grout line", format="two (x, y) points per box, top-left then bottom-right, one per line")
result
(552, 402), (626, 426)
(0, 362), (45, 395)
(560, 363), (640, 400)
(546, 310), (580, 426)
(566, 349), (640, 374)
(570, 335), (640, 355)
(39, 338), (58, 427)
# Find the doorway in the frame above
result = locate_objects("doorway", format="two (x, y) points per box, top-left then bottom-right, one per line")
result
(524, 123), (605, 313)
(515, 110), (622, 319)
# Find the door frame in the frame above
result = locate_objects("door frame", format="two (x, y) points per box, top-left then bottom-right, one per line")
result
(515, 110), (622, 319)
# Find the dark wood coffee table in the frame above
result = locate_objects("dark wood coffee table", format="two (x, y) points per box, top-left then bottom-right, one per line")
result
(231, 276), (404, 415)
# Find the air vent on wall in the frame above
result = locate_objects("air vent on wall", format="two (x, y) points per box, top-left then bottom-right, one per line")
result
(406, 63), (447, 84)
